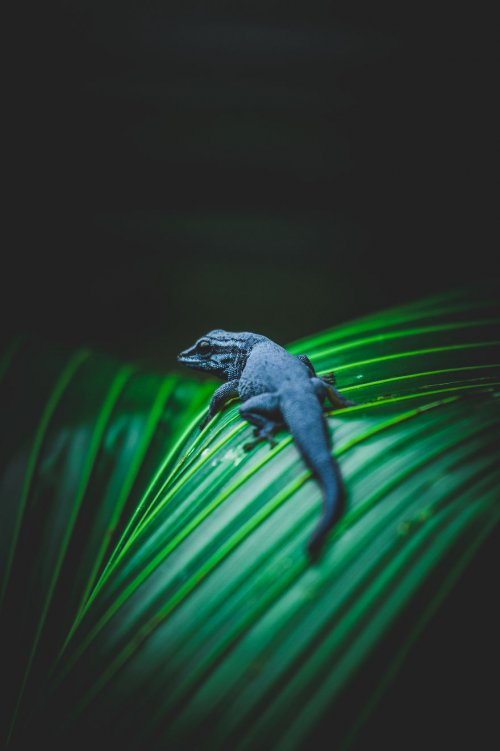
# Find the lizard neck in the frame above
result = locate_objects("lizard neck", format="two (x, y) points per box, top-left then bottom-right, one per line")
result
(223, 334), (264, 381)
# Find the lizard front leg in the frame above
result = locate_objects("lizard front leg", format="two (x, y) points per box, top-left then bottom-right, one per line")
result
(297, 355), (355, 408)
(239, 393), (283, 450)
(199, 379), (240, 429)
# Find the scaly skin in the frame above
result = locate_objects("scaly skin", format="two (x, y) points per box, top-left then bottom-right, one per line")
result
(177, 330), (353, 560)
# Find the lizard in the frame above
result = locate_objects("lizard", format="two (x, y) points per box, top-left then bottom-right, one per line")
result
(177, 330), (354, 560)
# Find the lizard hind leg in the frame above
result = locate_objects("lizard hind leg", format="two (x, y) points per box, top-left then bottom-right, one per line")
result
(312, 377), (355, 410)
(296, 354), (336, 386)
(239, 393), (282, 451)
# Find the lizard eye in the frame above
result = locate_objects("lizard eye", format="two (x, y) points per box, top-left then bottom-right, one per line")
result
(198, 339), (212, 354)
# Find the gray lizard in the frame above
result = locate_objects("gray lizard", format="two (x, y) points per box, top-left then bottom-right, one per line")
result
(177, 330), (353, 560)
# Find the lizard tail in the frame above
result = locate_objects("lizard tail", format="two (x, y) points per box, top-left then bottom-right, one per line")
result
(306, 457), (344, 562)
(280, 390), (344, 561)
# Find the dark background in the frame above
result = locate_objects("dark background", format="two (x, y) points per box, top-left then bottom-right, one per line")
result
(5, 1), (498, 369)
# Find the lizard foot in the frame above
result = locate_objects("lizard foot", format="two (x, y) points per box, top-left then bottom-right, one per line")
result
(323, 397), (357, 412)
(342, 398), (357, 408)
(321, 371), (336, 385)
(199, 413), (214, 430)
(243, 430), (277, 452)
(326, 385), (357, 410)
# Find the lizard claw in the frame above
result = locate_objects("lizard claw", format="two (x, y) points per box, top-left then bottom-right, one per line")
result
(325, 385), (357, 410)
(321, 371), (336, 385)
(323, 397), (357, 414)
(243, 431), (277, 451)
(199, 414), (211, 430)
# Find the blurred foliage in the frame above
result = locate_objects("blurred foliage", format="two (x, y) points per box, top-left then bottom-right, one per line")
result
(1, 289), (499, 748)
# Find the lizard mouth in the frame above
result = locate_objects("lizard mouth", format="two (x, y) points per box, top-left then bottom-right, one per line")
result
(177, 356), (201, 369)
(177, 351), (213, 372)
(177, 347), (197, 364)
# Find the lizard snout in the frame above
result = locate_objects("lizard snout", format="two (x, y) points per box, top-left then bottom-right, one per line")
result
(177, 346), (196, 363)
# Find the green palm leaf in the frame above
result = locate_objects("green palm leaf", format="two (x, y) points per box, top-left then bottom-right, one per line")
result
(1, 289), (499, 749)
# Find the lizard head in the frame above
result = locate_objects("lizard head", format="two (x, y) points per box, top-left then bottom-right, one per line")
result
(177, 330), (265, 380)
